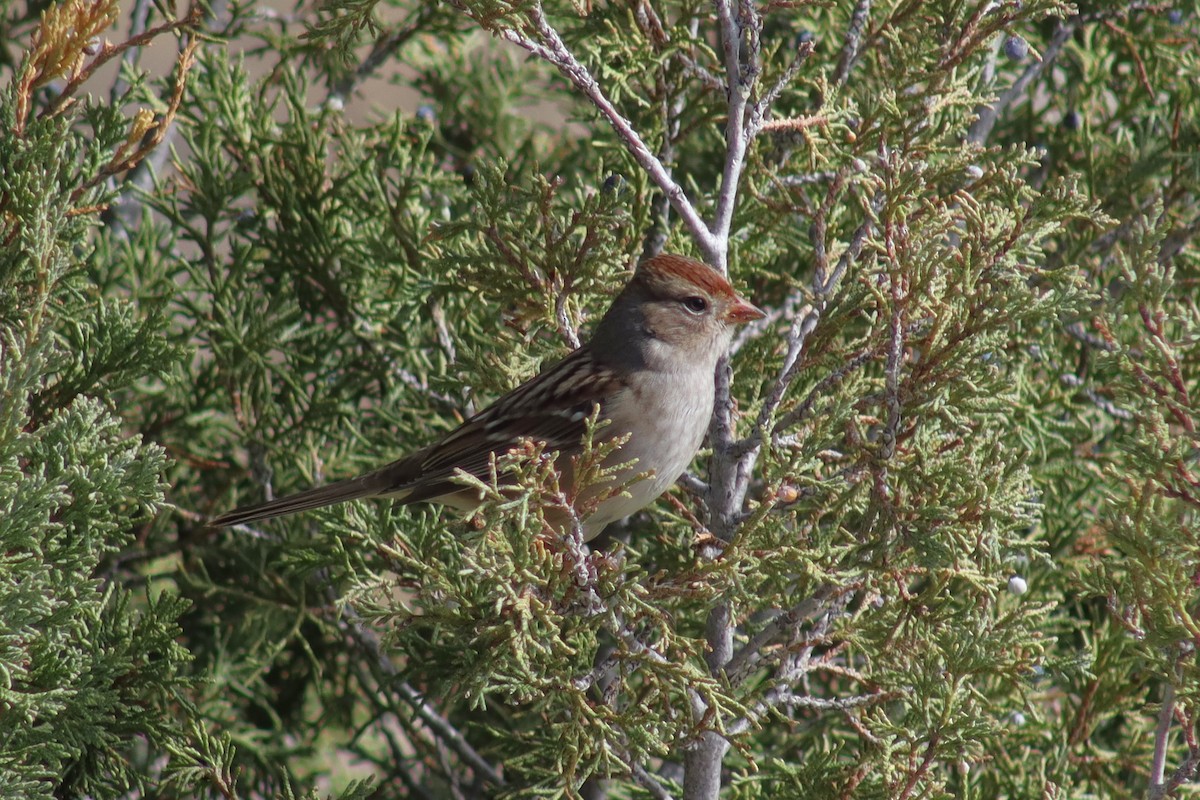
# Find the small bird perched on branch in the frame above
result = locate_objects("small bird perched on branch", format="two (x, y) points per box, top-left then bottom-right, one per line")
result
(211, 254), (763, 540)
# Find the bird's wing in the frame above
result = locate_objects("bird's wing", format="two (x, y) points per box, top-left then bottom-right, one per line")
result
(209, 346), (625, 526)
(389, 345), (628, 503)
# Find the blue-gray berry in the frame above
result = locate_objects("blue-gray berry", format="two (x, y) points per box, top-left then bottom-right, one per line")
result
(1003, 35), (1029, 61)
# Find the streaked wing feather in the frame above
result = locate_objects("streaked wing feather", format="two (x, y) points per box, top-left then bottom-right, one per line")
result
(399, 346), (624, 500)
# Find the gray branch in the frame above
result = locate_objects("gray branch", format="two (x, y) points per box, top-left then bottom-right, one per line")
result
(967, 19), (1075, 144)
(832, 0), (871, 87)
(448, 1), (719, 260)
(338, 605), (507, 787)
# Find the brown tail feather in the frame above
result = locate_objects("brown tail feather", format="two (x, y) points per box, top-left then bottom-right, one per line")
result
(209, 470), (404, 527)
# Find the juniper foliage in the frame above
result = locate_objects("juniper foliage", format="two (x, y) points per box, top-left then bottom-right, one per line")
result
(2, 0), (1198, 798)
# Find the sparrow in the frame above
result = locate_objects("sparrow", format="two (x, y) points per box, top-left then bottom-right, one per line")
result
(210, 254), (764, 539)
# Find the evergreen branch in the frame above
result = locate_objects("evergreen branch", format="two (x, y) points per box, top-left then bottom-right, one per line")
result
(448, 0), (718, 260)
(751, 41), (815, 133)
(40, 2), (202, 123)
(327, 3), (442, 103)
(631, 763), (677, 800)
(71, 35), (199, 204)
(337, 606), (507, 788)
(731, 209), (872, 457)
(832, 0), (871, 87)
(725, 587), (839, 686)
(709, 0), (762, 266)
(968, 18), (1075, 144)
(1148, 681), (1175, 799)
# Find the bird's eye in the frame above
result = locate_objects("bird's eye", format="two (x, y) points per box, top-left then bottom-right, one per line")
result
(681, 296), (709, 314)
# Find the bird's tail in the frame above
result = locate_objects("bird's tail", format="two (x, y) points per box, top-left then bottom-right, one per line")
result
(209, 470), (400, 528)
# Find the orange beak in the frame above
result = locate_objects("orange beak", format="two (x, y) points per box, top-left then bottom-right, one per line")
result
(724, 296), (766, 324)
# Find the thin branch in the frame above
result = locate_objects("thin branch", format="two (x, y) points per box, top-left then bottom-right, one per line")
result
(709, 0), (761, 268)
(448, 1), (717, 258)
(727, 688), (885, 737)
(346, 660), (440, 799)
(338, 606), (507, 787)
(726, 587), (837, 685)
(1156, 712), (1200, 799)
(631, 763), (678, 800)
(777, 171), (840, 187)
(638, 5), (689, 260)
(772, 347), (874, 436)
(1158, 216), (1200, 266)
(327, 4), (441, 103)
(71, 35), (199, 204)
(679, 55), (726, 93)
(107, 0), (153, 105)
(750, 41), (815, 133)
(968, 19), (1075, 144)
(730, 213), (871, 458)
(726, 598), (852, 736)
(832, 0), (871, 87)
(1148, 681), (1175, 800)
(728, 284), (805, 355)
(41, 4), (202, 122)
(880, 219), (905, 465)
(678, 471), (710, 498)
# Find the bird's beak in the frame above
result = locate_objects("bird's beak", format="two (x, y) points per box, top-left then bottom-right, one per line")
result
(724, 296), (766, 324)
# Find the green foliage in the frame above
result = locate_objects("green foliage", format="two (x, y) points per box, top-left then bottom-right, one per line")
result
(2, 0), (1199, 797)
(0, 5), (199, 796)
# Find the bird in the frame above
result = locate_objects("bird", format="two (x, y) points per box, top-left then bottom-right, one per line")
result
(210, 253), (764, 540)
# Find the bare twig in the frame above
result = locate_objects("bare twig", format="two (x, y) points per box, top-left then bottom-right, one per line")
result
(751, 41), (815, 133)
(1148, 681), (1175, 799)
(832, 0), (871, 87)
(339, 605), (507, 787)
(447, 1), (718, 260)
(631, 763), (678, 800)
(726, 587), (836, 685)
(708, 0), (761, 268)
